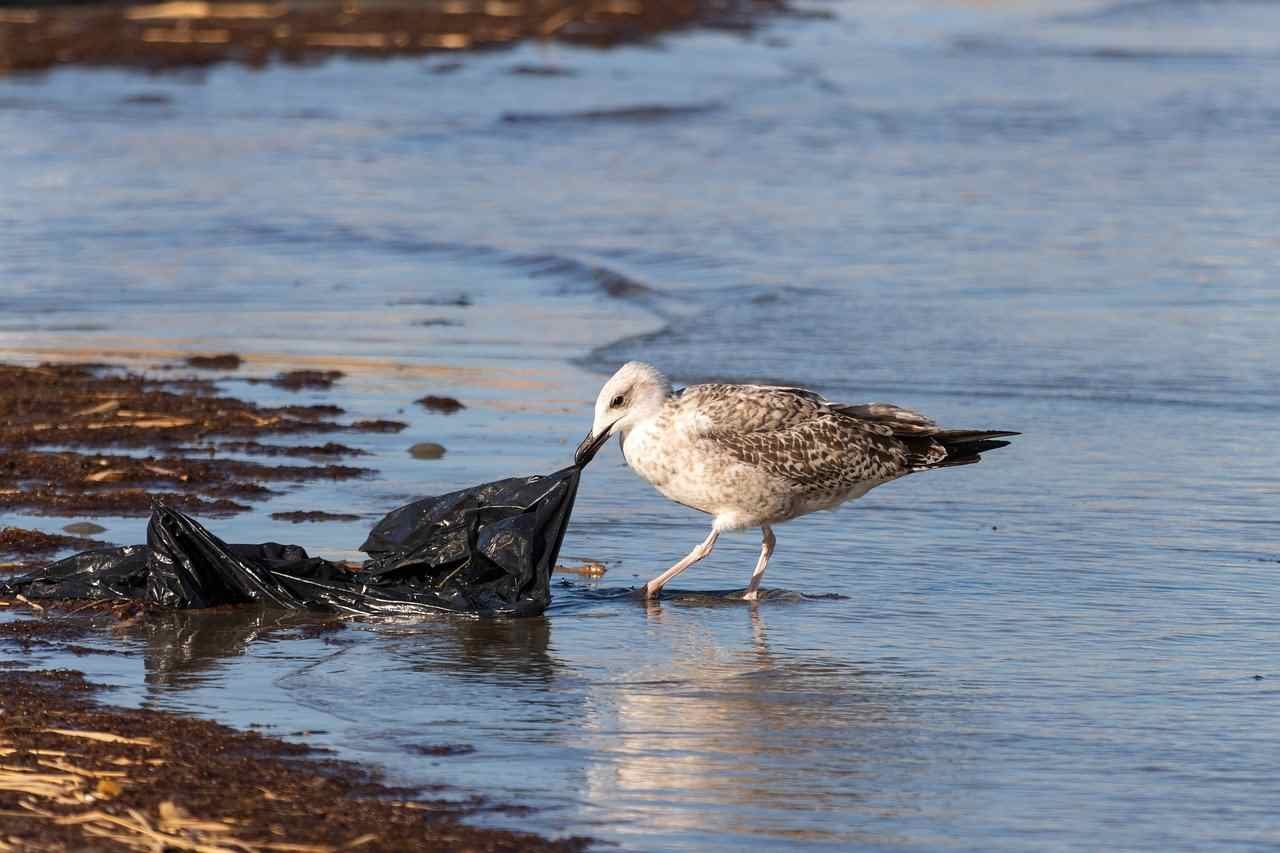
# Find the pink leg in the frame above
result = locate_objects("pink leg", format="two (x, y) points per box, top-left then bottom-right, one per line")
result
(743, 526), (775, 602)
(643, 528), (719, 599)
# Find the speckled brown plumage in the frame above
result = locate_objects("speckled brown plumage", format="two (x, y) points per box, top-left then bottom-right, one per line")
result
(581, 362), (1018, 598)
(617, 382), (1016, 531)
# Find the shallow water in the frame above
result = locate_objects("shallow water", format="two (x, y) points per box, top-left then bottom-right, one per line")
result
(4, 0), (1280, 849)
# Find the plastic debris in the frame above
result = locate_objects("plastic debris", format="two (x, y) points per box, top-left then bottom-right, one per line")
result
(1, 466), (583, 617)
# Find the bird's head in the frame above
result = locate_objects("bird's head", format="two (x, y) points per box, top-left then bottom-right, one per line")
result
(575, 361), (672, 467)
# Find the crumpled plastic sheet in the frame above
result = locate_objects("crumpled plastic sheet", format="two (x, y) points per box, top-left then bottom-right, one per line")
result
(1, 466), (582, 617)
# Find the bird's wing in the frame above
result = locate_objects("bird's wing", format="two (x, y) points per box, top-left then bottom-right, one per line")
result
(708, 414), (913, 486)
(674, 384), (831, 435)
(742, 384), (828, 404)
(676, 384), (934, 438)
(673, 385), (913, 485)
(829, 401), (939, 436)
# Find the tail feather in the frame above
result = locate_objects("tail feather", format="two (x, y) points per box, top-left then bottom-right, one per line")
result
(934, 429), (1020, 443)
(902, 429), (1019, 470)
(931, 430), (1019, 468)
(835, 401), (1019, 472)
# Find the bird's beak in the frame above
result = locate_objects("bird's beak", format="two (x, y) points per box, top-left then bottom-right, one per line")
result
(574, 421), (617, 468)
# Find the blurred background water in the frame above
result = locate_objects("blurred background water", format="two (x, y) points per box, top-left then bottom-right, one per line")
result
(3, 0), (1280, 849)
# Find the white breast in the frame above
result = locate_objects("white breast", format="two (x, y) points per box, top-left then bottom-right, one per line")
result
(621, 415), (766, 521)
(620, 418), (672, 488)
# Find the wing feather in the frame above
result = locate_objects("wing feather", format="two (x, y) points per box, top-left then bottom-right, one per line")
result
(672, 385), (912, 486)
(830, 402), (938, 435)
(669, 383), (1012, 484)
(675, 384), (830, 436)
(706, 415), (912, 486)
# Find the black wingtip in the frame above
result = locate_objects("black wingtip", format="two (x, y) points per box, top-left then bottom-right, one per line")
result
(936, 429), (1021, 442)
(933, 431), (1018, 468)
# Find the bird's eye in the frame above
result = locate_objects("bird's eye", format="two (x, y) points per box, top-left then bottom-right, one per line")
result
(610, 394), (626, 408)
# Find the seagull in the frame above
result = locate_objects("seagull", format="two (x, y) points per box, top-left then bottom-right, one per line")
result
(575, 362), (1018, 601)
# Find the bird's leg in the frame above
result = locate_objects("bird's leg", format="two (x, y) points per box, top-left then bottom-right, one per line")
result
(643, 528), (719, 599)
(743, 525), (775, 602)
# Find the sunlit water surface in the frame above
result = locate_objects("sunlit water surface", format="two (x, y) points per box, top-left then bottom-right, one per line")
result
(3, 1), (1280, 849)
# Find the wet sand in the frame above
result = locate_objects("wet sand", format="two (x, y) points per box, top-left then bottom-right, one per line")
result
(0, 0), (779, 74)
(0, 616), (588, 852)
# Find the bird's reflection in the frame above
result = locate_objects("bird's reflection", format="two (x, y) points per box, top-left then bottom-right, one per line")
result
(577, 599), (915, 840)
(639, 592), (773, 662)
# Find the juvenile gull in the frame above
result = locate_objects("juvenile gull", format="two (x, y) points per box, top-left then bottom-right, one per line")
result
(575, 362), (1018, 600)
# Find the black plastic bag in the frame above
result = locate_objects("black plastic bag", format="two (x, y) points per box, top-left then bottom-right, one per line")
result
(1, 466), (582, 617)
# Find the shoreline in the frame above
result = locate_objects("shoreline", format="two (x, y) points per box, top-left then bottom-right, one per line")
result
(0, 618), (590, 852)
(0, 351), (596, 850)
